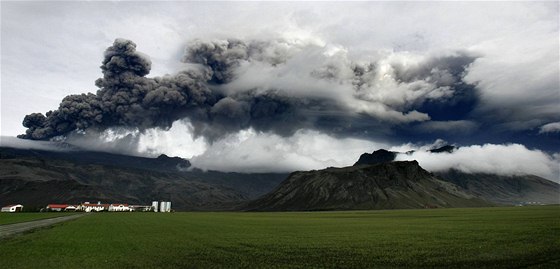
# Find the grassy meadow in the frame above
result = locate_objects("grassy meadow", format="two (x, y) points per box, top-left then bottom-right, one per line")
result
(0, 212), (76, 225)
(0, 206), (558, 268)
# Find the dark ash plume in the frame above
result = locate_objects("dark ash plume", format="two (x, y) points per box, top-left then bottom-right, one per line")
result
(19, 38), (478, 142)
(19, 39), (218, 140)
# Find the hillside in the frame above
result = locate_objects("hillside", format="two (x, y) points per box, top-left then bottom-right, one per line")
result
(0, 146), (287, 210)
(244, 161), (491, 211)
(351, 147), (559, 206)
(2, 144), (557, 211)
(435, 170), (559, 205)
(0, 146), (191, 173)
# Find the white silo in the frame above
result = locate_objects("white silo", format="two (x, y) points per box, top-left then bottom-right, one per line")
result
(159, 201), (166, 212)
(152, 201), (159, 212)
(166, 201), (171, 212)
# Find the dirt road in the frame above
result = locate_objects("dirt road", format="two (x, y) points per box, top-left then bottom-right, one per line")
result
(0, 214), (85, 239)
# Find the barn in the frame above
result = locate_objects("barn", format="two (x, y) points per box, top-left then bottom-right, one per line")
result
(46, 204), (77, 211)
(1, 204), (24, 213)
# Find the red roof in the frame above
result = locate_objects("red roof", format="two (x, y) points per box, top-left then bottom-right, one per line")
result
(81, 204), (109, 208)
(47, 204), (69, 209)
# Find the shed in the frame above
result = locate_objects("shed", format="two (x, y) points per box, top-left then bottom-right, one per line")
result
(1, 204), (24, 213)
(47, 204), (73, 211)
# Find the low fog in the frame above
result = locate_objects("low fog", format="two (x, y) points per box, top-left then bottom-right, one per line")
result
(394, 142), (559, 182)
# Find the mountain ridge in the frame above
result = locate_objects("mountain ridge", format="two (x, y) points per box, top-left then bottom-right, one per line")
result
(1, 144), (558, 211)
(435, 169), (559, 205)
(244, 161), (491, 211)
(0, 146), (288, 210)
(349, 146), (559, 205)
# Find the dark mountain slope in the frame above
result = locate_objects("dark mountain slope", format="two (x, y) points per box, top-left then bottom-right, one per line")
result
(0, 146), (288, 210)
(0, 157), (246, 210)
(353, 147), (559, 206)
(436, 170), (559, 205)
(245, 161), (490, 211)
(0, 147), (191, 173)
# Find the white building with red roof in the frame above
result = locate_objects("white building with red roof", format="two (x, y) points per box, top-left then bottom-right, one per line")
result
(46, 204), (77, 212)
(42, 201), (166, 213)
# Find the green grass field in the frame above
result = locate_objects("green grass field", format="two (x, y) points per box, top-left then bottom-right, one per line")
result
(0, 212), (76, 225)
(0, 206), (558, 268)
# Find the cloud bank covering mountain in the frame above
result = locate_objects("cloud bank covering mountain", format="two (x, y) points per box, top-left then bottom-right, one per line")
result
(1, 2), (558, 178)
(392, 142), (560, 182)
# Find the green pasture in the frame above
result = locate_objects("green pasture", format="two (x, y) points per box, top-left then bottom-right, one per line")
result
(0, 212), (76, 225)
(0, 206), (558, 268)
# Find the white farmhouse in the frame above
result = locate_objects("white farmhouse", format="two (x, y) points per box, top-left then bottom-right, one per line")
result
(78, 202), (109, 212)
(108, 204), (131, 212)
(1, 204), (23, 212)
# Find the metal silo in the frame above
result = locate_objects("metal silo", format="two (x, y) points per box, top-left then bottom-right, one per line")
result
(159, 201), (166, 212)
(166, 201), (171, 212)
(152, 201), (158, 212)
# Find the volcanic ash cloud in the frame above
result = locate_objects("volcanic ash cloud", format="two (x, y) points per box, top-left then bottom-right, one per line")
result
(19, 38), (478, 142)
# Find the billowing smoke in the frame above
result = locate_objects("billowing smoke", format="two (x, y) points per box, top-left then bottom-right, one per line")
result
(19, 38), (478, 142)
(19, 39), (217, 140)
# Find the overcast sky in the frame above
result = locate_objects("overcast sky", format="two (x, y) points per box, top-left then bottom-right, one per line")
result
(1, 1), (559, 178)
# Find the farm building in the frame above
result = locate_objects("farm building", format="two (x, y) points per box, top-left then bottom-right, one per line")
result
(1, 204), (24, 212)
(76, 202), (134, 212)
(47, 204), (77, 212)
(78, 202), (109, 212)
(130, 205), (152, 212)
(42, 201), (170, 212)
(108, 204), (131, 212)
(152, 201), (172, 212)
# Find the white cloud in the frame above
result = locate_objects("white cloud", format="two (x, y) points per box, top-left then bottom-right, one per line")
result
(463, 2), (559, 130)
(389, 138), (449, 153)
(1, 119), (385, 174)
(137, 120), (207, 158)
(62, 128), (144, 156)
(539, 122), (560, 134)
(219, 41), (442, 123)
(395, 143), (560, 182)
(189, 129), (385, 173)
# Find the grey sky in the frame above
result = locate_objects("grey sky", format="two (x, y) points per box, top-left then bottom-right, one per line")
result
(1, 1), (558, 176)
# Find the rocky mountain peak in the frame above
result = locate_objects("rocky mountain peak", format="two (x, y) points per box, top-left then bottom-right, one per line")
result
(244, 160), (489, 211)
(156, 154), (191, 170)
(353, 149), (397, 166)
